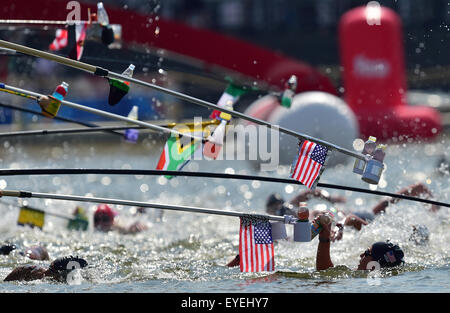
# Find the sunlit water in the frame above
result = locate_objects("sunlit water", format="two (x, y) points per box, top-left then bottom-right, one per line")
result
(0, 131), (448, 293)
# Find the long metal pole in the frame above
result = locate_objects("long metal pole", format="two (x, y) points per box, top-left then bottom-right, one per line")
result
(0, 83), (206, 143)
(0, 39), (365, 161)
(0, 189), (286, 222)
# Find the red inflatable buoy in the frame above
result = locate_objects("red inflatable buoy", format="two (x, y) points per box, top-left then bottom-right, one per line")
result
(339, 5), (441, 141)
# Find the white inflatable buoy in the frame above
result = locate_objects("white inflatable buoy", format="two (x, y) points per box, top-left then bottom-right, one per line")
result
(269, 92), (359, 166)
(241, 92), (359, 169)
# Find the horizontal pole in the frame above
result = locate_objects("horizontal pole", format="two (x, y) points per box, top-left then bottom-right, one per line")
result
(0, 101), (124, 137)
(0, 39), (364, 161)
(0, 83), (206, 143)
(0, 189), (286, 222)
(0, 168), (447, 208)
(0, 121), (219, 138)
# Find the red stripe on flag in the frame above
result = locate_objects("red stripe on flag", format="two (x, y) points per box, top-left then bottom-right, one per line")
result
(249, 224), (254, 273)
(239, 222), (244, 272)
(292, 141), (308, 179)
(294, 142), (314, 181)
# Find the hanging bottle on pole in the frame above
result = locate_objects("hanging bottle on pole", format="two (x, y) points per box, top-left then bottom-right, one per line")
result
(124, 105), (139, 143)
(280, 75), (297, 108)
(203, 110), (231, 160)
(353, 136), (377, 175)
(362, 144), (387, 184)
(96, 2), (110, 26)
(108, 64), (134, 106)
(38, 82), (69, 118)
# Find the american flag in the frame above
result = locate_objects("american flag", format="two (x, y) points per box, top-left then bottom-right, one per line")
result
(290, 140), (328, 189)
(239, 216), (275, 272)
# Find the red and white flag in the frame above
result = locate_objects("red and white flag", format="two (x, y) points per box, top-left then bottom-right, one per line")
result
(50, 23), (89, 60)
(69, 23), (89, 60)
(49, 29), (68, 51)
(239, 216), (275, 272)
(290, 139), (328, 189)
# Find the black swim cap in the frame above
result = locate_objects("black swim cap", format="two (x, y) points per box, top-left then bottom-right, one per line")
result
(49, 255), (88, 274)
(370, 241), (404, 268)
(0, 244), (16, 255)
(266, 193), (284, 208)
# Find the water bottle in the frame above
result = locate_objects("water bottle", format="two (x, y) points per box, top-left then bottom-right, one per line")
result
(124, 105), (139, 143)
(108, 64), (134, 106)
(293, 202), (311, 242)
(203, 104), (231, 159)
(372, 144), (386, 162)
(310, 213), (332, 240)
(40, 82), (69, 117)
(122, 64), (135, 78)
(362, 144), (386, 184)
(280, 75), (297, 108)
(52, 81), (69, 101)
(353, 136), (377, 175)
(97, 2), (109, 26)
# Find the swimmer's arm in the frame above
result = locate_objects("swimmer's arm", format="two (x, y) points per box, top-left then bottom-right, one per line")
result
(372, 183), (440, 215)
(289, 189), (345, 206)
(315, 218), (334, 271)
(114, 222), (147, 234)
(3, 265), (47, 282)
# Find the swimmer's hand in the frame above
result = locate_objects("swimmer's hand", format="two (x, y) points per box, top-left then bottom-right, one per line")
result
(127, 222), (148, 234)
(344, 214), (368, 231)
(331, 223), (344, 242)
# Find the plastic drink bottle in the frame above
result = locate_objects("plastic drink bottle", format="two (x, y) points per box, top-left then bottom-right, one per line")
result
(353, 136), (377, 174)
(52, 82), (69, 101)
(362, 144), (387, 184)
(293, 202), (311, 242)
(373, 144), (387, 162)
(297, 202), (309, 221)
(122, 64), (135, 78)
(280, 75), (297, 108)
(40, 82), (69, 117)
(108, 64), (134, 106)
(97, 2), (109, 26)
(203, 106), (231, 159)
(124, 105), (139, 143)
(310, 213), (332, 240)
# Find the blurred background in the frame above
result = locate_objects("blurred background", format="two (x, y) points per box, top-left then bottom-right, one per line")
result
(0, 0), (449, 128)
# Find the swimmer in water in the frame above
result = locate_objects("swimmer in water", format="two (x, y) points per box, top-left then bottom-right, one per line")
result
(226, 191), (346, 267)
(3, 255), (88, 282)
(0, 244), (50, 260)
(94, 204), (148, 234)
(315, 213), (404, 271)
(267, 183), (440, 231)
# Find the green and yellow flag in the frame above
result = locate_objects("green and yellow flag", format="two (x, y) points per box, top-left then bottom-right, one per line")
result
(17, 206), (45, 229)
(156, 120), (217, 179)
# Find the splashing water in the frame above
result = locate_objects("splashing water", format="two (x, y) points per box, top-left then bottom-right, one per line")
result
(0, 134), (448, 292)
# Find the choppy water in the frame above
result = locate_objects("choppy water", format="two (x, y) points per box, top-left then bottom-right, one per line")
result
(0, 131), (448, 293)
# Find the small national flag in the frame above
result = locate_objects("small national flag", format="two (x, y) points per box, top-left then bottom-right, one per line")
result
(17, 206), (45, 230)
(290, 140), (328, 189)
(239, 216), (275, 272)
(209, 82), (247, 120)
(68, 23), (89, 60)
(202, 119), (227, 160)
(156, 122), (211, 179)
(49, 29), (68, 51)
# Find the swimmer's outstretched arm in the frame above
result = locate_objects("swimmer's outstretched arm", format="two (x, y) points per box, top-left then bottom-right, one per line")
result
(315, 216), (334, 271)
(3, 265), (48, 282)
(289, 189), (346, 206)
(371, 183), (439, 215)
